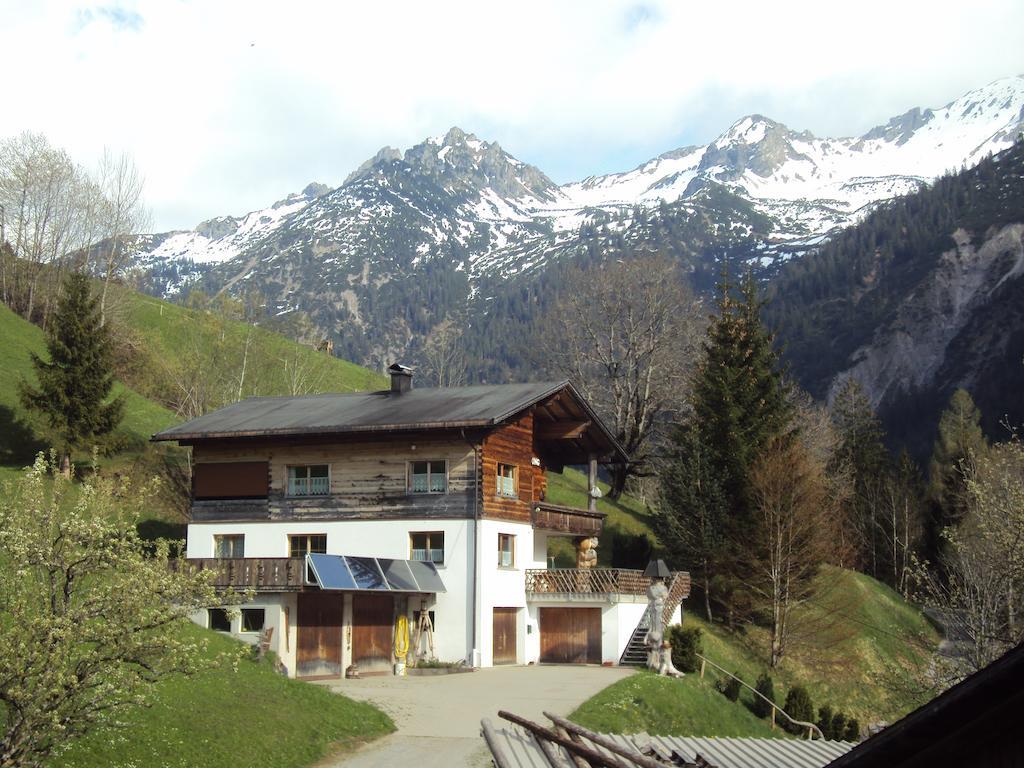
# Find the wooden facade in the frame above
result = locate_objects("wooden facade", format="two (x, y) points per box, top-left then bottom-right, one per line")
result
(188, 410), (604, 537)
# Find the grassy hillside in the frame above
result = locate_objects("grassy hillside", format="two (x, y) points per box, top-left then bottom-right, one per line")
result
(109, 285), (386, 408)
(0, 302), (176, 477)
(571, 568), (938, 738)
(48, 623), (393, 768)
(552, 471), (940, 734)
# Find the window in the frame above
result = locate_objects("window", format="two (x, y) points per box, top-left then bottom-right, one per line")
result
(287, 465), (330, 496)
(214, 534), (245, 558)
(241, 608), (265, 633)
(409, 460), (447, 494)
(208, 608), (231, 632)
(498, 533), (515, 568)
(497, 463), (517, 498)
(289, 534), (327, 558)
(410, 532), (445, 565)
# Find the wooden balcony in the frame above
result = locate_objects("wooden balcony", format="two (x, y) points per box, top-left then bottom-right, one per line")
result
(532, 502), (605, 537)
(178, 557), (307, 592)
(525, 568), (690, 601)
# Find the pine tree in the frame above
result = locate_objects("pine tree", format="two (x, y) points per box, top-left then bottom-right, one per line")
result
(19, 272), (124, 475)
(689, 268), (793, 618)
(656, 421), (727, 622)
(926, 388), (986, 572)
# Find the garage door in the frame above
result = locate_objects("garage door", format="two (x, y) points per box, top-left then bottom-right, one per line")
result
(352, 593), (395, 675)
(539, 607), (601, 664)
(296, 593), (342, 679)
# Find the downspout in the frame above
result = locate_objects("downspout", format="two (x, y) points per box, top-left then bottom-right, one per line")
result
(463, 429), (481, 667)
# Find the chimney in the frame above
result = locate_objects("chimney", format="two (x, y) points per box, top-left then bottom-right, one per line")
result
(388, 363), (413, 394)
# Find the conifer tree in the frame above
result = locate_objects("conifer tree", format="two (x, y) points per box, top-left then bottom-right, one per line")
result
(926, 388), (986, 571)
(19, 272), (124, 475)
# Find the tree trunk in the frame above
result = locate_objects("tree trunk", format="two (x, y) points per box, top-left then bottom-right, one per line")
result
(60, 452), (71, 479)
(607, 464), (627, 500)
(703, 569), (713, 623)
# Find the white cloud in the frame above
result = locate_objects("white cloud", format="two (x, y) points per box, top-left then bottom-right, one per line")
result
(2, 0), (1021, 230)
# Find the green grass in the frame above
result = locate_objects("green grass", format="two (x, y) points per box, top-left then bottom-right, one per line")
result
(111, 286), (386, 400)
(0, 302), (177, 470)
(49, 623), (394, 768)
(571, 670), (781, 738)
(545, 467), (658, 566)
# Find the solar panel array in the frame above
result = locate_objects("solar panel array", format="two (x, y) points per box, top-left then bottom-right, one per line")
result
(307, 553), (446, 593)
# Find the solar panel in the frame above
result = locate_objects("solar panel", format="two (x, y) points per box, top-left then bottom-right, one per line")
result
(379, 558), (419, 592)
(408, 560), (446, 593)
(306, 553), (357, 590)
(344, 556), (389, 590)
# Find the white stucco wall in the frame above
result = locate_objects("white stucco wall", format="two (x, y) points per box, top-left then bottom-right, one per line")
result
(188, 518), (474, 664)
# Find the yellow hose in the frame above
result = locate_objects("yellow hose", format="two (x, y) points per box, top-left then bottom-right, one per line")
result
(394, 614), (410, 659)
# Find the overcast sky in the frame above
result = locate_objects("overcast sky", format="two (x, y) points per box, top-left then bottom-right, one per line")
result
(3, 0), (1022, 231)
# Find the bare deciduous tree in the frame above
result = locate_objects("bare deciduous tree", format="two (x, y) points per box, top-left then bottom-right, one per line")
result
(542, 256), (702, 498)
(420, 318), (467, 388)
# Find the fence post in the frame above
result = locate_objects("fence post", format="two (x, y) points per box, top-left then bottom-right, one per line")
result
(699, 658), (706, 679)
(770, 707), (776, 731)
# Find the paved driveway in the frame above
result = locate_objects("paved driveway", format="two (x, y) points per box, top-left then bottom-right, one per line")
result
(318, 665), (634, 767)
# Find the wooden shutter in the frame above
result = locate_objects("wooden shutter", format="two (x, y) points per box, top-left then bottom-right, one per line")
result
(194, 461), (269, 500)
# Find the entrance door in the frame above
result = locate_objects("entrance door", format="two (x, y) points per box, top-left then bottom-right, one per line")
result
(352, 593), (394, 674)
(296, 593), (343, 679)
(539, 607), (601, 664)
(492, 607), (518, 665)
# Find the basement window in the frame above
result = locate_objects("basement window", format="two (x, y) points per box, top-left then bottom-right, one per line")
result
(241, 608), (265, 633)
(409, 461), (447, 494)
(208, 608), (231, 632)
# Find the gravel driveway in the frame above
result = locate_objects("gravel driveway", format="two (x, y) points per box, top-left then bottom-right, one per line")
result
(318, 665), (634, 767)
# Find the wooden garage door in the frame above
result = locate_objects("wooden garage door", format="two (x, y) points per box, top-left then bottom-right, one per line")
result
(296, 593), (342, 679)
(493, 607), (517, 665)
(352, 593), (394, 674)
(539, 607), (601, 664)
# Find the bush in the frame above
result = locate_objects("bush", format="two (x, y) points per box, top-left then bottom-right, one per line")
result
(831, 712), (848, 741)
(751, 672), (775, 718)
(817, 704), (835, 738)
(783, 685), (814, 734)
(717, 672), (742, 702)
(667, 625), (702, 673)
(844, 718), (860, 742)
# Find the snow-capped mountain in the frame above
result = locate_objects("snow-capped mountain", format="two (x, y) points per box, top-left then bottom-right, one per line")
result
(129, 75), (1024, 372)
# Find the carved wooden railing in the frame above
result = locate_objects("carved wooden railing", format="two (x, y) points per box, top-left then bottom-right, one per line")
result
(175, 557), (307, 591)
(531, 502), (605, 536)
(525, 568), (690, 600)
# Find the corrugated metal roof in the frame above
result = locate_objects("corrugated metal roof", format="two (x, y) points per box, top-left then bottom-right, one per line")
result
(152, 380), (562, 440)
(480, 721), (854, 768)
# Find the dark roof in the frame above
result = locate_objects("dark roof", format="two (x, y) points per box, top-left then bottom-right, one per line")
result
(152, 380), (628, 462)
(823, 641), (1024, 768)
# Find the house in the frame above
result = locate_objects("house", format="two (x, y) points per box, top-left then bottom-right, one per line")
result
(153, 365), (689, 678)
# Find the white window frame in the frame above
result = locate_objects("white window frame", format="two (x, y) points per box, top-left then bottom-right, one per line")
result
(286, 464), (331, 497)
(214, 534), (245, 558)
(497, 463), (518, 498)
(410, 531), (445, 565)
(407, 459), (448, 494)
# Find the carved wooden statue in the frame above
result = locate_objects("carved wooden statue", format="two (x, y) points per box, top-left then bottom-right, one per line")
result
(643, 560), (684, 677)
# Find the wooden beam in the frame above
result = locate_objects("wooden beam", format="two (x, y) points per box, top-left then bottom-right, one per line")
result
(537, 420), (590, 440)
(588, 455), (598, 513)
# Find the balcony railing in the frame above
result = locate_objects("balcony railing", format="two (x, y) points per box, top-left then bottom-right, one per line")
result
(532, 502), (605, 537)
(177, 557), (307, 591)
(287, 476), (330, 496)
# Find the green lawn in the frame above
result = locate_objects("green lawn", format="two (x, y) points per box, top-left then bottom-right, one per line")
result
(49, 623), (394, 768)
(571, 670), (781, 738)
